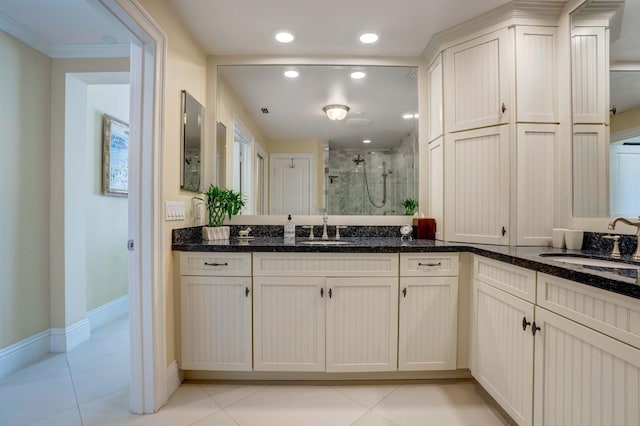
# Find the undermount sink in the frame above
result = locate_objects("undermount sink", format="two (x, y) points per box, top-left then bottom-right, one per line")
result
(299, 240), (353, 246)
(539, 254), (639, 269)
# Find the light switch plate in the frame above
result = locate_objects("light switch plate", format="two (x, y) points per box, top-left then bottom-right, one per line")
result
(165, 201), (185, 221)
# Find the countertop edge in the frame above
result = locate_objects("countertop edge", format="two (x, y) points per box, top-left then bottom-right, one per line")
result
(172, 239), (640, 300)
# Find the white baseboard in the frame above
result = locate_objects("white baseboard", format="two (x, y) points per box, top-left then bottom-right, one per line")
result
(50, 318), (91, 353)
(0, 329), (51, 380)
(166, 360), (183, 399)
(87, 295), (129, 331)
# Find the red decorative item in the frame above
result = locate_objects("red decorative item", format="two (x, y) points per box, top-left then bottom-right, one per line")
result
(413, 218), (436, 239)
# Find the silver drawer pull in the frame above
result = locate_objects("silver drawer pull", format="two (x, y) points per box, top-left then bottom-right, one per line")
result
(204, 262), (228, 267)
(418, 262), (441, 267)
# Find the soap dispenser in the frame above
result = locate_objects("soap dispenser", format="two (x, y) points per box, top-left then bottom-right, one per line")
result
(284, 214), (296, 238)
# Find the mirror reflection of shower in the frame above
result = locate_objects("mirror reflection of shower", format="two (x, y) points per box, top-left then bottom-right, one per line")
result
(327, 146), (415, 215)
(352, 154), (388, 208)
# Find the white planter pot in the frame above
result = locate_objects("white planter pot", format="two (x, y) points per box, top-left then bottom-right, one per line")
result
(202, 226), (230, 241)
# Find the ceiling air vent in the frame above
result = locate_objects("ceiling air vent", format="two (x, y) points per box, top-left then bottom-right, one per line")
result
(260, 107), (270, 114)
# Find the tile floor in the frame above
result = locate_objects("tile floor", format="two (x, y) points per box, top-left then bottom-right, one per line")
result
(0, 315), (511, 425)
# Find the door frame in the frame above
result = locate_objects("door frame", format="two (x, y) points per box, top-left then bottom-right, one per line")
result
(97, 0), (167, 414)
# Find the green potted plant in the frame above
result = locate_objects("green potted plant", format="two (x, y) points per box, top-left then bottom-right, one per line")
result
(400, 198), (417, 216)
(196, 184), (245, 240)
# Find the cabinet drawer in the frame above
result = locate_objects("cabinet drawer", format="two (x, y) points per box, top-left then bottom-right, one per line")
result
(253, 253), (398, 277)
(180, 252), (251, 276)
(400, 253), (458, 276)
(474, 256), (536, 303)
(537, 273), (640, 349)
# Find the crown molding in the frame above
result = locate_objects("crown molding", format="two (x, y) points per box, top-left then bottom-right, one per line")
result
(51, 43), (130, 58)
(422, 0), (566, 62)
(0, 11), (52, 56)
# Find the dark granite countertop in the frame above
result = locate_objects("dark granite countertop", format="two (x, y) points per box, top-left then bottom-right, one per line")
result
(172, 236), (640, 300)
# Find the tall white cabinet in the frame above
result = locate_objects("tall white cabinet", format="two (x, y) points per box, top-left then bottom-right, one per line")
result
(429, 16), (558, 245)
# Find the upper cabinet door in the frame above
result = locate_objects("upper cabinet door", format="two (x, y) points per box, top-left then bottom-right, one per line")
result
(444, 125), (510, 245)
(428, 54), (444, 142)
(444, 28), (511, 132)
(572, 27), (607, 124)
(516, 26), (558, 123)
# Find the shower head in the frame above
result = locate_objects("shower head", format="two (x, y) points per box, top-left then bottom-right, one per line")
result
(353, 154), (365, 165)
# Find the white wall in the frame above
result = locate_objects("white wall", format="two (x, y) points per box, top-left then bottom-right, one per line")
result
(49, 58), (130, 330)
(85, 84), (130, 311)
(0, 31), (52, 348)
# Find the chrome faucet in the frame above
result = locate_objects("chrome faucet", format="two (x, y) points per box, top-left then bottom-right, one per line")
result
(608, 217), (640, 260)
(321, 211), (329, 240)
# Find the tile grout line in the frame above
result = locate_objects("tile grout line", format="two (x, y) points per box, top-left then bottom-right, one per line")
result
(64, 353), (85, 426)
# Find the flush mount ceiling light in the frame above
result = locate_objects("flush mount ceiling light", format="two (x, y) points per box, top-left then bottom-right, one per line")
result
(283, 69), (299, 78)
(323, 104), (350, 121)
(403, 113), (419, 119)
(359, 32), (379, 44)
(275, 31), (295, 43)
(350, 71), (366, 79)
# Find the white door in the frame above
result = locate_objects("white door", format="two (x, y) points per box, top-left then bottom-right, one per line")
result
(253, 276), (325, 372)
(398, 276), (458, 371)
(472, 279), (534, 426)
(269, 155), (311, 215)
(325, 277), (398, 372)
(533, 307), (640, 426)
(180, 276), (252, 371)
(444, 125), (510, 244)
(444, 28), (511, 132)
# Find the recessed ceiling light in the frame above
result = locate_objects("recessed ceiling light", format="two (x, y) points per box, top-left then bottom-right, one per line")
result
(275, 31), (295, 43)
(363, 139), (372, 144)
(284, 70), (299, 78)
(359, 33), (379, 44)
(350, 71), (366, 79)
(402, 113), (414, 119)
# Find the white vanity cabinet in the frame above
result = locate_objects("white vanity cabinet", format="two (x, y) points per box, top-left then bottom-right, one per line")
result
(252, 252), (399, 373)
(179, 252), (253, 371)
(533, 307), (640, 426)
(472, 257), (640, 426)
(398, 254), (459, 371)
(471, 257), (536, 426)
(533, 273), (640, 425)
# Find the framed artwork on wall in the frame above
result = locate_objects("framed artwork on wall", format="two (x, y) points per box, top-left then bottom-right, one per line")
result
(102, 113), (129, 197)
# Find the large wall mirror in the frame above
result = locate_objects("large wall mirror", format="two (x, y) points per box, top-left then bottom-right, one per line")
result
(571, 0), (640, 219)
(216, 64), (419, 216)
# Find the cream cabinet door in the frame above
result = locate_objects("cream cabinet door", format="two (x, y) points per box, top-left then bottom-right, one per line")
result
(472, 279), (534, 426)
(516, 124), (556, 246)
(533, 307), (640, 426)
(181, 276), (252, 371)
(444, 28), (511, 132)
(398, 276), (458, 371)
(515, 26), (558, 123)
(572, 27), (608, 125)
(444, 125), (510, 244)
(253, 276), (325, 372)
(325, 277), (398, 372)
